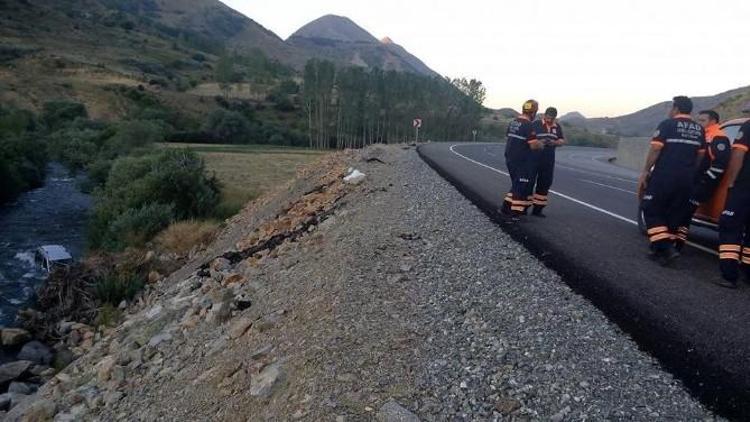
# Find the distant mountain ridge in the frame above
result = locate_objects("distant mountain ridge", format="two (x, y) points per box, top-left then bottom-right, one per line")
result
(568, 87), (750, 136)
(287, 14), (439, 77)
(559, 111), (586, 124)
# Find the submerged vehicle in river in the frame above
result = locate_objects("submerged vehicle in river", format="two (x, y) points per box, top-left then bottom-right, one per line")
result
(34, 245), (73, 273)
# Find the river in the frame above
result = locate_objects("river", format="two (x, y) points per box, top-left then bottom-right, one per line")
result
(0, 163), (91, 327)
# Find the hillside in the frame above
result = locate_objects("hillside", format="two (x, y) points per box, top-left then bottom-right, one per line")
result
(0, 1), (445, 126)
(0, 0), (305, 119)
(572, 86), (750, 136)
(287, 15), (439, 77)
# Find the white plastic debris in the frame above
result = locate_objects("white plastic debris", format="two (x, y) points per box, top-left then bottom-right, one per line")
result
(343, 169), (366, 185)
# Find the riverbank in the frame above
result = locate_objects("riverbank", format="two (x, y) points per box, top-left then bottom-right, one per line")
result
(0, 163), (91, 327)
(2, 145), (715, 420)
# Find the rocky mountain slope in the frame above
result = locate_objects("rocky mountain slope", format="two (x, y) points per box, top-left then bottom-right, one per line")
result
(2, 145), (714, 420)
(287, 15), (439, 77)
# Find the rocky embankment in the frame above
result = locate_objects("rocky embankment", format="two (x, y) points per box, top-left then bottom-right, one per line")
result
(3, 145), (718, 421)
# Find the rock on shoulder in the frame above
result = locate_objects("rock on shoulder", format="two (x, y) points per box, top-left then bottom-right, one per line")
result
(376, 399), (420, 422)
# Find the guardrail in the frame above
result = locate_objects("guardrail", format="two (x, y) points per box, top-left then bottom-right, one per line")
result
(614, 137), (650, 171)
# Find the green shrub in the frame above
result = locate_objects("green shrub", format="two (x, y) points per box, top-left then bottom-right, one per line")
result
(107, 202), (175, 248)
(42, 100), (88, 130)
(203, 109), (250, 143)
(0, 107), (37, 136)
(82, 158), (113, 191)
(47, 128), (102, 171)
(102, 120), (164, 157)
(268, 133), (285, 145)
(95, 303), (122, 327)
(89, 149), (221, 250)
(0, 134), (47, 203)
(94, 273), (145, 305)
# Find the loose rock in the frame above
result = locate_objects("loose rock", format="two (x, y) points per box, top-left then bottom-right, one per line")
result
(228, 317), (253, 339)
(376, 399), (420, 422)
(249, 363), (283, 398)
(1, 328), (31, 347)
(17, 341), (54, 366)
(0, 361), (32, 384)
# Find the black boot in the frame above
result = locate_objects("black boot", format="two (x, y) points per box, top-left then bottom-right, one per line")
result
(659, 245), (680, 267)
(719, 260), (740, 289)
(532, 205), (546, 218)
(499, 200), (512, 216)
(715, 277), (739, 289)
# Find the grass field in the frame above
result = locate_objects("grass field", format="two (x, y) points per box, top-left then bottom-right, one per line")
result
(160, 143), (328, 217)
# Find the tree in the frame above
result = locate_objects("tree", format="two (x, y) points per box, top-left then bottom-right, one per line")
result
(42, 100), (88, 130)
(215, 53), (234, 98)
(203, 109), (251, 143)
(301, 59), (487, 148)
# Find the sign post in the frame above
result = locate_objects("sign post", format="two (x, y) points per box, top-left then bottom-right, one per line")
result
(472, 129), (478, 143)
(413, 118), (422, 143)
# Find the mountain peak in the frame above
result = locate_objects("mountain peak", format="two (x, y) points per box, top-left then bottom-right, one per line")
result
(288, 15), (439, 77)
(560, 111), (587, 122)
(289, 14), (378, 43)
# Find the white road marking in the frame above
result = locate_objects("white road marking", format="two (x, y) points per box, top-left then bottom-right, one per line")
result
(448, 144), (718, 256)
(580, 179), (637, 195)
(555, 163), (639, 184)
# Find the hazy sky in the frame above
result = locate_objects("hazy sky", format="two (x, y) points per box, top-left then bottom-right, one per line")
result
(221, 0), (750, 117)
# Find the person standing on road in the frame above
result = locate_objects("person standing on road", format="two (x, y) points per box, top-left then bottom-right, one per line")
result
(716, 119), (750, 288)
(529, 107), (566, 217)
(674, 110), (731, 251)
(501, 100), (543, 219)
(638, 96), (706, 265)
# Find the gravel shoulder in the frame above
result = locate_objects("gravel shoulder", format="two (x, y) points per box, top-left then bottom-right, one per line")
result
(5, 145), (718, 421)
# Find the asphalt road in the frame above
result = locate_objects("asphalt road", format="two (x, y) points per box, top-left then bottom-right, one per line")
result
(418, 142), (750, 420)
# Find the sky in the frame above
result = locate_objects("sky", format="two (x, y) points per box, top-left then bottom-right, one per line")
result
(220, 0), (750, 118)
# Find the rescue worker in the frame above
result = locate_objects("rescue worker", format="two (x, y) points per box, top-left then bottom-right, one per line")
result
(716, 118), (750, 288)
(529, 107), (565, 217)
(501, 100), (543, 219)
(638, 96), (706, 265)
(674, 110), (731, 250)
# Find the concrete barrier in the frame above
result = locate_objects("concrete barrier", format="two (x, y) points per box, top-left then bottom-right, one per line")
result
(615, 137), (651, 171)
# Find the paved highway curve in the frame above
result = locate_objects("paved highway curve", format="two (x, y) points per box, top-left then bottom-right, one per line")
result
(418, 142), (750, 419)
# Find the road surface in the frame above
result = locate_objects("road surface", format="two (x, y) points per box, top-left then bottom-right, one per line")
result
(418, 142), (750, 419)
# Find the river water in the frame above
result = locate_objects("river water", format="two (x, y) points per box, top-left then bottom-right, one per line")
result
(0, 163), (91, 327)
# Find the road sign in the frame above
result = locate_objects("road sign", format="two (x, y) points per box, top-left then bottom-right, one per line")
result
(413, 118), (422, 129)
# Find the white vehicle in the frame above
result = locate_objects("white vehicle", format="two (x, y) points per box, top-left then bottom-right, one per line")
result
(34, 245), (73, 273)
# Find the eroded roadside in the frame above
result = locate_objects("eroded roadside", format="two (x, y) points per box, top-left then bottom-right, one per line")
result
(4, 145), (716, 421)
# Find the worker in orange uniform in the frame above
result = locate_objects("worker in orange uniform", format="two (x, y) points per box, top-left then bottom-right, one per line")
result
(674, 110), (731, 251)
(529, 107), (565, 217)
(717, 118), (750, 288)
(639, 96), (705, 266)
(501, 100), (543, 220)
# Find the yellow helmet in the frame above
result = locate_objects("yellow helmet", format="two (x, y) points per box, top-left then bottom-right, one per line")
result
(522, 99), (539, 114)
